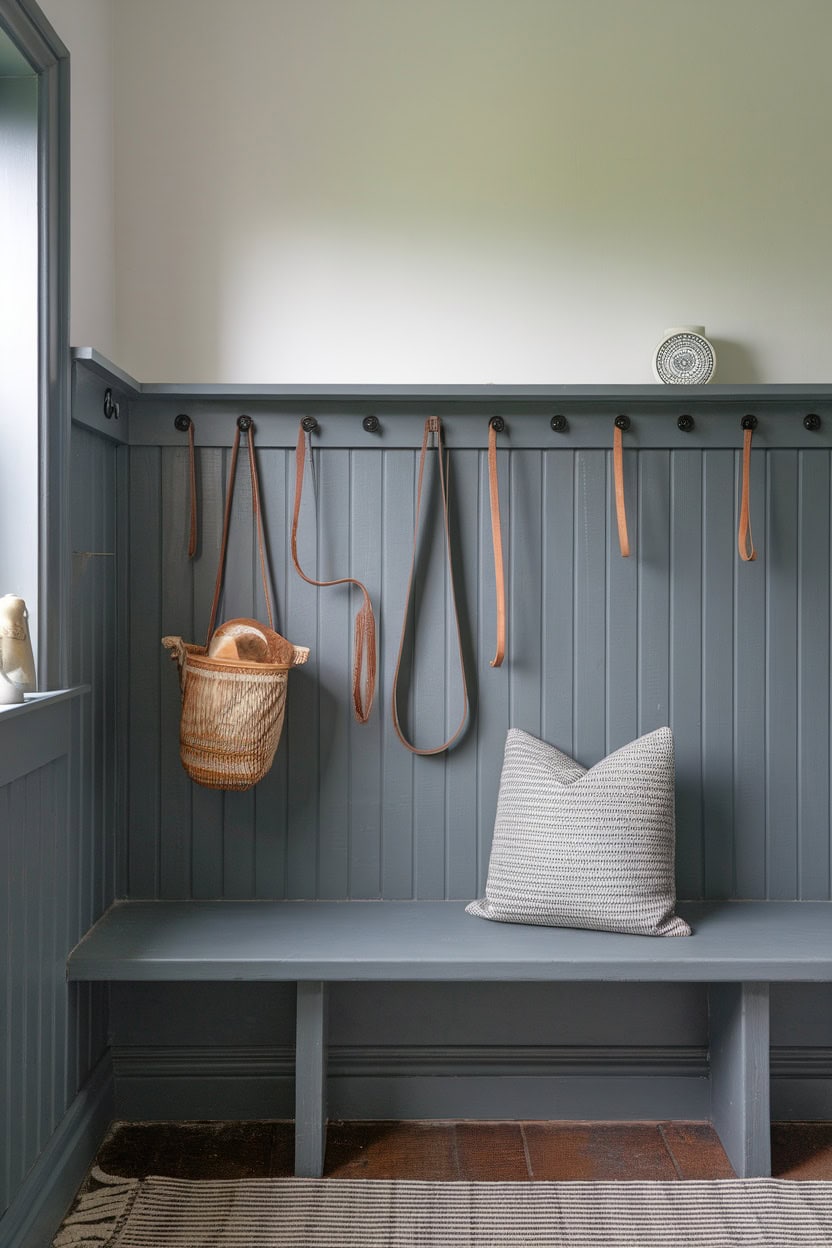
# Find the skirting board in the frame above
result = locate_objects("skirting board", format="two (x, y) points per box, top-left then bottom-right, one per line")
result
(0, 1055), (113, 1248)
(111, 1044), (832, 1123)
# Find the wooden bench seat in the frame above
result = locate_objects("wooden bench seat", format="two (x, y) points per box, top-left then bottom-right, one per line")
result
(67, 899), (832, 1180)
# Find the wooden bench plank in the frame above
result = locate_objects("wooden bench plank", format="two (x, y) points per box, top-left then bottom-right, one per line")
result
(67, 899), (832, 983)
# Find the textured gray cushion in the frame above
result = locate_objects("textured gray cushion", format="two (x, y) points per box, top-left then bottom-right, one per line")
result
(467, 727), (691, 937)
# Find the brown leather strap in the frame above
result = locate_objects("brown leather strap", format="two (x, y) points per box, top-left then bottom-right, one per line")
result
(738, 427), (757, 562)
(391, 417), (469, 755)
(292, 424), (377, 724)
(488, 421), (506, 668)
(187, 420), (198, 558)
(613, 423), (631, 558)
(206, 424), (274, 645)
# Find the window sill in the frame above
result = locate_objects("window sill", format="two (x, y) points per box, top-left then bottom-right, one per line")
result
(0, 686), (88, 721)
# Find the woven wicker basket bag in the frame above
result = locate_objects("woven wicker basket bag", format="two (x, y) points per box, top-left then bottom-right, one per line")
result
(162, 420), (308, 791)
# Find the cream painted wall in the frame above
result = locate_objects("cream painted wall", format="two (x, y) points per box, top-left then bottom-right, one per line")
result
(105, 0), (832, 383)
(39, 0), (115, 359)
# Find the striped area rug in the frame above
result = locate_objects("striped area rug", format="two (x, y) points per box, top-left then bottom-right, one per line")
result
(54, 1167), (832, 1247)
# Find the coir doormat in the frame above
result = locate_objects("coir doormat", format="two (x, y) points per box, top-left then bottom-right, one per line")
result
(54, 1166), (832, 1247)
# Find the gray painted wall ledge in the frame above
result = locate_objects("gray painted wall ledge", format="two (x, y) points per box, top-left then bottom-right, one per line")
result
(73, 348), (832, 404)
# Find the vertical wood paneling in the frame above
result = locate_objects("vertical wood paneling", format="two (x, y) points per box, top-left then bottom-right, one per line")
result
(0, 725), (106, 1220)
(638, 451), (671, 736)
(254, 448), (290, 899)
(129, 437), (832, 905)
(701, 451), (735, 897)
(160, 446), (193, 898)
(445, 450), (480, 901)
(381, 450), (416, 897)
(412, 448), (450, 900)
(669, 450), (704, 898)
(573, 452), (607, 764)
(541, 450), (574, 756)
(316, 449), (352, 899)
(766, 452), (800, 899)
(128, 446), (162, 896)
(734, 447), (767, 897)
(286, 438), (322, 898)
(797, 451), (830, 898)
(349, 451), (384, 898)
(190, 447), (226, 899)
(606, 442), (638, 754)
(222, 443), (257, 898)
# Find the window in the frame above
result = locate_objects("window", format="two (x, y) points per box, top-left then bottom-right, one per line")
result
(0, 1), (69, 690)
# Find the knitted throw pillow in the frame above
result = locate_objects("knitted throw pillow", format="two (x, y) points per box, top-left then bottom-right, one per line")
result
(466, 727), (691, 937)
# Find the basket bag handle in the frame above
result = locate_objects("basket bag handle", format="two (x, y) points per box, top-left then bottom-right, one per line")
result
(206, 421), (274, 646)
(391, 417), (469, 755)
(291, 424), (377, 724)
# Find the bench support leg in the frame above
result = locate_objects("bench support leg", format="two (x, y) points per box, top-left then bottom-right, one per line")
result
(709, 981), (770, 1178)
(295, 980), (328, 1178)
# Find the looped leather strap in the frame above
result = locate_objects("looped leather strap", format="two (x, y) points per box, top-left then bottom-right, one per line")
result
(187, 420), (198, 558)
(206, 424), (274, 646)
(392, 417), (469, 755)
(738, 427), (757, 562)
(292, 424), (377, 724)
(488, 421), (506, 668)
(613, 423), (631, 558)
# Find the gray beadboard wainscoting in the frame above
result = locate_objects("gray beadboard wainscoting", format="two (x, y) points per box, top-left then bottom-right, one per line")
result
(63, 349), (832, 1123)
(72, 355), (832, 1124)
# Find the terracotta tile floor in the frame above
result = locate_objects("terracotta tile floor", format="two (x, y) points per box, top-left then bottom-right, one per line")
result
(92, 1120), (832, 1182)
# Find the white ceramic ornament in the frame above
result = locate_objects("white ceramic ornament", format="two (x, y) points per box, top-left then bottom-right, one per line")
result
(0, 595), (37, 704)
(653, 326), (716, 384)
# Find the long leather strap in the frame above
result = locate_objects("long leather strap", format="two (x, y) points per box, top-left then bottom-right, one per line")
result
(392, 417), (469, 755)
(488, 421), (506, 668)
(187, 420), (198, 559)
(206, 424), (274, 646)
(292, 425), (377, 724)
(738, 427), (757, 562)
(613, 423), (631, 558)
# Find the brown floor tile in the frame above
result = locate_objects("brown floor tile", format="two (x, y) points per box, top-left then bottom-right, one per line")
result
(268, 1122), (296, 1177)
(772, 1122), (832, 1179)
(99, 1121), (277, 1180)
(659, 1122), (735, 1179)
(325, 1121), (459, 1179)
(523, 1122), (679, 1181)
(94, 1122), (165, 1179)
(455, 1123), (530, 1180)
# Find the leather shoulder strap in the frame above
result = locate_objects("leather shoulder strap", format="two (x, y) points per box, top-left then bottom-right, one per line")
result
(488, 421), (506, 668)
(391, 417), (469, 755)
(291, 424), (377, 724)
(738, 427), (757, 562)
(206, 423), (274, 645)
(613, 421), (631, 558)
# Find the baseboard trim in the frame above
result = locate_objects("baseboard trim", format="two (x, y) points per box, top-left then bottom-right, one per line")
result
(113, 1044), (712, 1121)
(0, 1055), (114, 1248)
(111, 1043), (832, 1123)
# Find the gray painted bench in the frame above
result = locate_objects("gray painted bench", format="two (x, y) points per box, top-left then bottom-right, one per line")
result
(67, 899), (832, 1179)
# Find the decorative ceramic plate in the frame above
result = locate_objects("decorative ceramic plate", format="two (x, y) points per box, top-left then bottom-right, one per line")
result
(653, 330), (716, 384)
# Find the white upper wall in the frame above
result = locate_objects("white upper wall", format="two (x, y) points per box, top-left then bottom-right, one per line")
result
(69, 0), (832, 382)
(39, 0), (116, 359)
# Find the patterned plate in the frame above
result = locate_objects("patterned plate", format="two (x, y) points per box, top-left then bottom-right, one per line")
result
(653, 331), (716, 384)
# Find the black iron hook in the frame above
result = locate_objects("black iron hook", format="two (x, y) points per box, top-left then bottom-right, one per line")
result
(677, 414), (694, 433)
(489, 416), (505, 434)
(741, 414), (758, 432)
(237, 414), (253, 433)
(174, 413), (192, 433)
(804, 413), (822, 432)
(550, 414), (568, 433)
(301, 415), (319, 434)
(363, 415), (380, 433)
(103, 388), (119, 420)
(615, 414), (631, 432)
